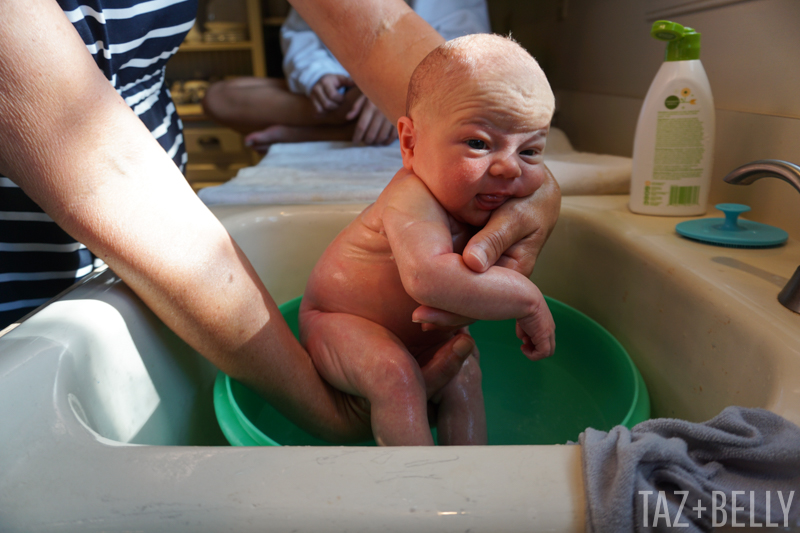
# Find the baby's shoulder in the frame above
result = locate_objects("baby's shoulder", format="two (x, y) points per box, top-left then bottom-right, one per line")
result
(382, 169), (431, 201)
(379, 170), (447, 219)
(335, 202), (391, 256)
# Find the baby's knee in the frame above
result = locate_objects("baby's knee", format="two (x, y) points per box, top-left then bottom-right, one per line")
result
(448, 355), (483, 393)
(373, 353), (426, 401)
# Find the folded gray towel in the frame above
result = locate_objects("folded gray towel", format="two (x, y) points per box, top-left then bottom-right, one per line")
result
(580, 406), (800, 532)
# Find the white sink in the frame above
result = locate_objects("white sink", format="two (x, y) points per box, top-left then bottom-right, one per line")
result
(1, 195), (798, 531)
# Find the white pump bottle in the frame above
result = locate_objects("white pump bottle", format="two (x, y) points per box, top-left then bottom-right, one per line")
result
(629, 20), (715, 216)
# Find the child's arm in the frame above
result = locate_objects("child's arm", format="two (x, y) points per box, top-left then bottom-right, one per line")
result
(280, 8), (349, 97)
(382, 176), (554, 359)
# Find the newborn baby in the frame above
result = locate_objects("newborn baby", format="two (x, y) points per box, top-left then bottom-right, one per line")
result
(299, 34), (556, 446)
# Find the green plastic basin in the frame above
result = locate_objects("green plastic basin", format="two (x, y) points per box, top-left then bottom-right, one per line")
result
(214, 296), (650, 446)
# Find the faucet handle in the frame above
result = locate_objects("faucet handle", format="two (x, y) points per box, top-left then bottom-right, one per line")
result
(778, 266), (800, 314)
(723, 159), (800, 193)
(722, 159), (800, 314)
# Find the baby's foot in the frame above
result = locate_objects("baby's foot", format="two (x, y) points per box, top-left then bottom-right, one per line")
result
(244, 125), (322, 152)
(244, 125), (286, 152)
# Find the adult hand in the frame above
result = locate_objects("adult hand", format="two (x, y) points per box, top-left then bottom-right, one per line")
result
(412, 168), (561, 329)
(346, 93), (397, 145)
(310, 74), (353, 114)
(419, 332), (476, 398)
(464, 167), (561, 275)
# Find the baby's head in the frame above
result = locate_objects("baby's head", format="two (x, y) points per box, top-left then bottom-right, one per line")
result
(398, 34), (555, 226)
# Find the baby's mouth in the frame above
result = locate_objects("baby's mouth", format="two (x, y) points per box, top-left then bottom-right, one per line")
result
(475, 194), (509, 210)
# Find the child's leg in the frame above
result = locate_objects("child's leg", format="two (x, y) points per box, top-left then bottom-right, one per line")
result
(301, 310), (434, 446)
(434, 353), (487, 445)
(202, 77), (362, 134)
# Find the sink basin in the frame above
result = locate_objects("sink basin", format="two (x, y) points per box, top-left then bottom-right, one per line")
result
(1, 195), (798, 531)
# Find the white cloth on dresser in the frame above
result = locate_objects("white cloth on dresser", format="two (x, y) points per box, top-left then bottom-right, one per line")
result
(198, 128), (632, 206)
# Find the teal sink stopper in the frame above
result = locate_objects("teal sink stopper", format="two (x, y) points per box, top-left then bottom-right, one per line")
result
(675, 203), (788, 248)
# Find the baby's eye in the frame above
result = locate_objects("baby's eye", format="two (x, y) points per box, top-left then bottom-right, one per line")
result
(520, 149), (539, 157)
(467, 139), (487, 150)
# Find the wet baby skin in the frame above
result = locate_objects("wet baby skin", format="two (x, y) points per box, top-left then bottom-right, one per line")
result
(299, 34), (557, 446)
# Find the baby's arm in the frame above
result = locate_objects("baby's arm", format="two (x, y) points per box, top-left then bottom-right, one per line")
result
(382, 177), (555, 360)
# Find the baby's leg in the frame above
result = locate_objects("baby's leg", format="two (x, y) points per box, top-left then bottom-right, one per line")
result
(434, 353), (487, 445)
(302, 310), (434, 446)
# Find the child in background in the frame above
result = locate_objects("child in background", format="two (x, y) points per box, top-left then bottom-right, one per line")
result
(299, 34), (557, 446)
(202, 0), (490, 150)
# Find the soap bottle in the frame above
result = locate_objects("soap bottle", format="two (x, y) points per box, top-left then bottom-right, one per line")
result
(629, 20), (715, 216)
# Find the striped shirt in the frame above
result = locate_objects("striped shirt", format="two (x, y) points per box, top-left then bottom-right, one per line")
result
(0, 0), (197, 328)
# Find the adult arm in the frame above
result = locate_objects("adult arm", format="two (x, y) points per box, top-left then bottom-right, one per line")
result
(0, 0), (473, 443)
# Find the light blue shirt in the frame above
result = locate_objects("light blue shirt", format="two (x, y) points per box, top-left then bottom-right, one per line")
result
(280, 0), (491, 96)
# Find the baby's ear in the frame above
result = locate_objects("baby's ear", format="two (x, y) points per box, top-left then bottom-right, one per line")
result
(397, 116), (416, 170)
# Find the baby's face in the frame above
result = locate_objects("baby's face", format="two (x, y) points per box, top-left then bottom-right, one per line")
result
(407, 73), (552, 227)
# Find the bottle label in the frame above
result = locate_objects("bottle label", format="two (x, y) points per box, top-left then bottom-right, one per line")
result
(642, 86), (708, 207)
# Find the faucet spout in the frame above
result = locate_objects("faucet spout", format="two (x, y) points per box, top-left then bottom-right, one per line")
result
(724, 159), (800, 314)
(723, 159), (800, 193)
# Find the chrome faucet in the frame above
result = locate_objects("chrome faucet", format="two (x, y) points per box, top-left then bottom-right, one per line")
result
(724, 159), (800, 314)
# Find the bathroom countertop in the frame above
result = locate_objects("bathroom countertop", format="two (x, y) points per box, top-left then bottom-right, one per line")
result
(1, 194), (798, 533)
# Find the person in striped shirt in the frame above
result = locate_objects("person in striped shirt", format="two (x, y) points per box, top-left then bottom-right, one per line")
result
(0, 0), (560, 442)
(1, 0), (192, 328)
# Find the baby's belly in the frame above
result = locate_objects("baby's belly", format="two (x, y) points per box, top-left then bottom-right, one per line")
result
(303, 255), (454, 358)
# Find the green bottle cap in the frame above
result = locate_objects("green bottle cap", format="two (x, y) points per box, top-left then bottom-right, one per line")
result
(651, 20), (685, 41)
(651, 20), (702, 61)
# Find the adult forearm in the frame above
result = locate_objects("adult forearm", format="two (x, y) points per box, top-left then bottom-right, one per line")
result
(0, 0), (364, 441)
(288, 0), (444, 122)
(0, 2), (254, 361)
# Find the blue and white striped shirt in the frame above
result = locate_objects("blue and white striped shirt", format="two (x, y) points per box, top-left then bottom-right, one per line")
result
(0, 0), (197, 328)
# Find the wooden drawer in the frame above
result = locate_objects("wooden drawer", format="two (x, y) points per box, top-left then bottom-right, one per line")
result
(184, 127), (245, 154)
(186, 162), (249, 182)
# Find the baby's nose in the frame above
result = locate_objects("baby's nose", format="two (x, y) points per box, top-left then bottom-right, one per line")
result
(489, 154), (522, 179)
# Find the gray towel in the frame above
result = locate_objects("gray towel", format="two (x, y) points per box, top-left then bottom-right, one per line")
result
(580, 406), (800, 532)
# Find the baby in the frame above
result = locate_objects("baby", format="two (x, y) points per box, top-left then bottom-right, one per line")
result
(299, 34), (556, 446)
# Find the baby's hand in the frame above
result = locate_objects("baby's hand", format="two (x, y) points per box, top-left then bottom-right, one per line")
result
(515, 298), (556, 361)
(310, 74), (354, 114)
